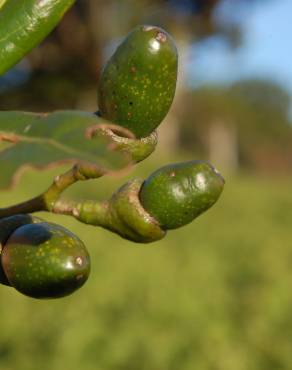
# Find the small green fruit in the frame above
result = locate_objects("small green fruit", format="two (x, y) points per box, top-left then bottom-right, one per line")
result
(1, 222), (90, 299)
(97, 25), (178, 138)
(139, 161), (224, 230)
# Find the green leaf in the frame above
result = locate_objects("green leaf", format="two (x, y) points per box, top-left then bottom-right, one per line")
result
(0, 0), (7, 10)
(0, 0), (76, 75)
(0, 110), (131, 189)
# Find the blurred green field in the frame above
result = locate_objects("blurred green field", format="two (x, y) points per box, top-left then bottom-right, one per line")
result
(1, 158), (292, 370)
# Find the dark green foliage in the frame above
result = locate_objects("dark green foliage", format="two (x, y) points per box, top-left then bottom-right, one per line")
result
(1, 221), (90, 299)
(139, 161), (224, 230)
(97, 25), (178, 138)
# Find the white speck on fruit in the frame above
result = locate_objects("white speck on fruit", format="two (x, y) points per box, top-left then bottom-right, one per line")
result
(143, 25), (156, 32)
(149, 38), (160, 53)
(195, 173), (207, 191)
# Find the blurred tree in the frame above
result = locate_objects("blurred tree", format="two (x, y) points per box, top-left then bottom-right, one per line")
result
(230, 79), (291, 117)
(178, 79), (292, 173)
(0, 0), (281, 169)
(0, 0), (268, 104)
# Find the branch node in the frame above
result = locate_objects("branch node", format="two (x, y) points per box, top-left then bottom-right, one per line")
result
(73, 208), (80, 217)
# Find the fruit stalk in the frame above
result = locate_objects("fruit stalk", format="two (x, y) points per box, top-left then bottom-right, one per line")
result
(0, 161), (224, 244)
(92, 124), (158, 162)
(0, 162), (107, 218)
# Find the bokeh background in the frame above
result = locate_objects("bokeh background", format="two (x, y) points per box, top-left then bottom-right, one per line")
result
(1, 1), (292, 369)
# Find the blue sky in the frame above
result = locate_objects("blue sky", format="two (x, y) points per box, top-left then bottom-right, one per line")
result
(1, 0), (291, 96)
(187, 0), (292, 94)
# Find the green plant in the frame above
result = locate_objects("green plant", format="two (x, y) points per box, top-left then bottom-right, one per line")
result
(97, 25), (178, 138)
(139, 161), (224, 230)
(0, 0), (224, 299)
(0, 215), (90, 298)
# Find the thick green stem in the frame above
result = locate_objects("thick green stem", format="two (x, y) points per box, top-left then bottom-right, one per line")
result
(92, 125), (158, 163)
(43, 162), (107, 211)
(52, 180), (166, 243)
(0, 161), (165, 243)
(53, 198), (111, 230)
(0, 162), (106, 218)
(0, 195), (44, 218)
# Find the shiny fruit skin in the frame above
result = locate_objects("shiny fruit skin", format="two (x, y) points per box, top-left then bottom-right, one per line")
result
(139, 161), (224, 230)
(97, 25), (178, 138)
(1, 222), (90, 299)
(0, 215), (41, 286)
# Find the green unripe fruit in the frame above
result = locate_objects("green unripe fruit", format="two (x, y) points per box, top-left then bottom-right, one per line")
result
(1, 222), (90, 299)
(97, 25), (178, 138)
(139, 161), (224, 230)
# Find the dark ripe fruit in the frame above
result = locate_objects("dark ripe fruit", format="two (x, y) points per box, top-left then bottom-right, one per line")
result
(97, 25), (178, 138)
(0, 262), (9, 286)
(139, 161), (225, 230)
(0, 214), (41, 287)
(1, 222), (90, 299)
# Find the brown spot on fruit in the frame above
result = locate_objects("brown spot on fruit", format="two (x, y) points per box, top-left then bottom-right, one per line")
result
(156, 32), (167, 43)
